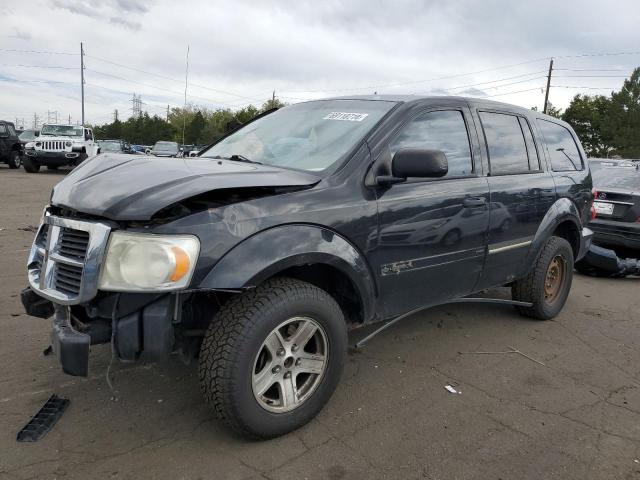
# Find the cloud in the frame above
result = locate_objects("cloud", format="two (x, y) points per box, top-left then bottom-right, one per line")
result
(109, 16), (142, 30)
(9, 27), (32, 41)
(1, 0), (639, 125)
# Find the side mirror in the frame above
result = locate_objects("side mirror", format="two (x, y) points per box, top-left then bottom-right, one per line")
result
(376, 149), (448, 185)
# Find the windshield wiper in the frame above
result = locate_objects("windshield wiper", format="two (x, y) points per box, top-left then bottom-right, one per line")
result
(211, 154), (262, 165)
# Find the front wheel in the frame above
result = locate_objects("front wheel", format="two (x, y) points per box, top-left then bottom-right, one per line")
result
(22, 155), (40, 173)
(199, 277), (347, 438)
(512, 236), (574, 320)
(7, 151), (21, 169)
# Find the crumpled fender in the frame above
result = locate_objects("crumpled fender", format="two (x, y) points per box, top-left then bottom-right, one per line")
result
(198, 224), (377, 322)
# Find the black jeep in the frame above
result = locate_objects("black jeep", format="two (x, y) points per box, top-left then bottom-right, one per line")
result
(22, 96), (593, 438)
(0, 120), (23, 169)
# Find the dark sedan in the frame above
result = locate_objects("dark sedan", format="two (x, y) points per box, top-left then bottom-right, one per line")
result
(589, 159), (640, 251)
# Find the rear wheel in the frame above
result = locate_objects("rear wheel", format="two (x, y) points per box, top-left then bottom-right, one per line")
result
(199, 277), (347, 439)
(512, 236), (574, 320)
(22, 155), (40, 173)
(7, 151), (21, 169)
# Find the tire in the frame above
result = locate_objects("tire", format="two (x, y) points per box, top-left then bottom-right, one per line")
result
(512, 236), (574, 320)
(199, 277), (347, 439)
(22, 155), (40, 173)
(7, 151), (21, 169)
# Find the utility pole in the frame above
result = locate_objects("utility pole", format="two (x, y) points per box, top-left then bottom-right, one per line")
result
(32, 113), (40, 129)
(167, 104), (170, 120)
(272, 90), (276, 103)
(182, 45), (190, 147)
(80, 42), (85, 126)
(68, 114), (72, 124)
(113, 109), (119, 122)
(543, 58), (553, 114)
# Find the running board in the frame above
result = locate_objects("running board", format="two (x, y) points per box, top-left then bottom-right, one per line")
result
(353, 297), (533, 349)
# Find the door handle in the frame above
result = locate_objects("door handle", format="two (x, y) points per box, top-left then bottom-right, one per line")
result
(463, 197), (486, 207)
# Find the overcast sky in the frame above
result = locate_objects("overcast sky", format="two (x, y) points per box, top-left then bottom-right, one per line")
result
(1, 0), (639, 128)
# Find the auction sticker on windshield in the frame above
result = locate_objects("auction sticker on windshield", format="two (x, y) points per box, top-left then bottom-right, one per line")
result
(323, 112), (369, 122)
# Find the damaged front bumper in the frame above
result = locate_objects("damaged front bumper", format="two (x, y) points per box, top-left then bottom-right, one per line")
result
(21, 287), (176, 377)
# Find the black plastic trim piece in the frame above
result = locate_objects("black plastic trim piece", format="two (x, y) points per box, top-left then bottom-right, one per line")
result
(16, 394), (69, 442)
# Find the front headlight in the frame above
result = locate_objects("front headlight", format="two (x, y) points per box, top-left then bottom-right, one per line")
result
(99, 232), (200, 291)
(65, 141), (72, 147)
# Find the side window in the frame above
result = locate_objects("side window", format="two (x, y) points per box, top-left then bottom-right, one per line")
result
(0, 124), (7, 135)
(479, 111), (530, 175)
(518, 117), (540, 171)
(7, 125), (16, 136)
(537, 119), (583, 171)
(390, 110), (473, 177)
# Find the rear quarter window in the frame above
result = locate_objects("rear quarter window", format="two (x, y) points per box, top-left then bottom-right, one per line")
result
(537, 119), (583, 172)
(479, 111), (531, 175)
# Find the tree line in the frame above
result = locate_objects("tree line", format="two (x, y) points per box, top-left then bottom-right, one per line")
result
(91, 98), (284, 146)
(92, 68), (640, 158)
(544, 66), (640, 158)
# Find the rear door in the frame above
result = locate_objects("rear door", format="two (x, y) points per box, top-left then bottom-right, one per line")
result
(472, 109), (557, 288)
(373, 104), (490, 317)
(536, 118), (592, 225)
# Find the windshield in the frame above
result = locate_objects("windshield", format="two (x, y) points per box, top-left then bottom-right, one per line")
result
(201, 100), (396, 172)
(19, 130), (38, 141)
(98, 141), (123, 152)
(40, 125), (83, 137)
(153, 141), (179, 153)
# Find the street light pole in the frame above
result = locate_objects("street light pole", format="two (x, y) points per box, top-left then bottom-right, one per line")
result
(80, 42), (85, 125)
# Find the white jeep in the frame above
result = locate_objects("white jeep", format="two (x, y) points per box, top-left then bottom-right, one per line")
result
(23, 124), (100, 173)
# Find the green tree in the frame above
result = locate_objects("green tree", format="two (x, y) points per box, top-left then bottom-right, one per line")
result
(562, 94), (613, 157)
(186, 111), (206, 144)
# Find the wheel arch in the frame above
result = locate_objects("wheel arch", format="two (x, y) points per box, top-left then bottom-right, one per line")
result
(198, 224), (377, 324)
(519, 198), (582, 276)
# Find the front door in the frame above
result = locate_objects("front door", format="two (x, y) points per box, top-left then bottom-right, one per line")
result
(372, 107), (490, 318)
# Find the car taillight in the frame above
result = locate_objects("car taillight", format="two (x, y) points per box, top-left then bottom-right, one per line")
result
(590, 188), (598, 220)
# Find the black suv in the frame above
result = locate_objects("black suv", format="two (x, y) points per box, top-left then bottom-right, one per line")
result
(0, 120), (23, 169)
(22, 96), (593, 438)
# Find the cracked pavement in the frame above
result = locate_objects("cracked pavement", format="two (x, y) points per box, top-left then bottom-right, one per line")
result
(1, 167), (639, 480)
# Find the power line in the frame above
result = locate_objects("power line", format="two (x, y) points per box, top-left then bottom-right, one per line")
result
(0, 64), (78, 69)
(85, 53), (262, 100)
(0, 48), (78, 55)
(412, 70), (546, 94)
(555, 50), (640, 59)
(554, 74), (631, 78)
(551, 85), (621, 90)
(444, 74), (548, 94)
(554, 68), (626, 72)
(485, 86), (544, 98)
(288, 57), (553, 94)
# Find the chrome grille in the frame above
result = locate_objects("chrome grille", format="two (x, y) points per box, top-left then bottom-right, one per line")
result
(55, 263), (83, 295)
(42, 141), (66, 151)
(27, 212), (111, 305)
(58, 228), (90, 261)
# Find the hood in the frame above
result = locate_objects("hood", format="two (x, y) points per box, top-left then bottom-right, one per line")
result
(51, 154), (320, 220)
